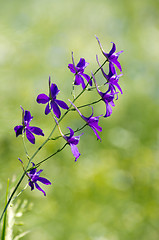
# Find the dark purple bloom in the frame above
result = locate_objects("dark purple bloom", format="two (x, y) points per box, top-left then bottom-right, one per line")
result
(92, 72), (115, 117)
(69, 100), (102, 141)
(14, 107), (44, 144)
(68, 52), (92, 89)
(63, 127), (83, 161)
(97, 56), (123, 95)
(27, 162), (51, 196)
(96, 36), (123, 71)
(37, 77), (69, 118)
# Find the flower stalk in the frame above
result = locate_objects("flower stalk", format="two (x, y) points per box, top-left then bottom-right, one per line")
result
(0, 36), (123, 222)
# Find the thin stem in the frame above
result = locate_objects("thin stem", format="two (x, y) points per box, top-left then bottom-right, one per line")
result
(33, 143), (68, 168)
(0, 59), (108, 222)
(50, 123), (87, 141)
(71, 99), (102, 110)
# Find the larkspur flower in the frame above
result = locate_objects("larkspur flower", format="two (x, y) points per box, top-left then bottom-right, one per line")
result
(14, 107), (44, 144)
(69, 100), (102, 140)
(68, 52), (92, 89)
(27, 162), (51, 196)
(54, 118), (83, 161)
(97, 56), (123, 95)
(64, 128), (83, 161)
(92, 72), (115, 117)
(37, 76), (69, 118)
(96, 36), (123, 71)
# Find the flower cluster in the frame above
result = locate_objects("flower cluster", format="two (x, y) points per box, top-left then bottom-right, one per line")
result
(13, 36), (123, 196)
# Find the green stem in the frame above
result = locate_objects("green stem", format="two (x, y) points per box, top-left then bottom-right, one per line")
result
(50, 123), (87, 141)
(72, 98), (102, 110)
(32, 143), (68, 169)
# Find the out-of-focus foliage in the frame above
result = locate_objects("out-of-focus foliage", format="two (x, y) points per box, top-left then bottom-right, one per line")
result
(0, 0), (159, 239)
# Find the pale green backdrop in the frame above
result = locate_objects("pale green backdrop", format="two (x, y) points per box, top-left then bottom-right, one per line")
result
(0, 0), (159, 239)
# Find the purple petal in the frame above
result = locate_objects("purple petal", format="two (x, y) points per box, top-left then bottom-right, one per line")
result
(28, 162), (36, 177)
(111, 81), (123, 94)
(29, 167), (36, 177)
(108, 62), (116, 77)
(26, 129), (35, 144)
(50, 83), (60, 98)
(88, 117), (102, 132)
(70, 143), (81, 161)
(80, 73), (92, 86)
(68, 63), (76, 74)
(109, 57), (122, 71)
(45, 102), (51, 115)
(77, 58), (89, 69)
(37, 177), (51, 185)
(35, 182), (46, 196)
(68, 136), (80, 145)
(67, 127), (74, 139)
(90, 126), (101, 141)
(24, 110), (33, 123)
(51, 101), (61, 118)
(109, 42), (116, 56)
(14, 125), (23, 137)
(29, 126), (44, 136)
(55, 99), (69, 110)
(37, 94), (50, 104)
(104, 103), (113, 118)
(28, 181), (34, 191)
(74, 75), (86, 89)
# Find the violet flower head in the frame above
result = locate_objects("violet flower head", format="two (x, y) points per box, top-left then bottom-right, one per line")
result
(92, 72), (115, 117)
(14, 107), (44, 144)
(68, 52), (92, 89)
(69, 100), (102, 141)
(96, 36), (123, 71)
(27, 162), (51, 196)
(37, 77), (69, 118)
(64, 127), (83, 161)
(97, 56), (123, 95)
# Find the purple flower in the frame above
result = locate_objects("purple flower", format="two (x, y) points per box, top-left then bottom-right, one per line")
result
(27, 162), (51, 196)
(37, 77), (69, 118)
(14, 107), (44, 144)
(69, 100), (102, 141)
(97, 56), (123, 95)
(96, 36), (123, 71)
(68, 52), (92, 89)
(92, 72), (115, 117)
(63, 127), (83, 161)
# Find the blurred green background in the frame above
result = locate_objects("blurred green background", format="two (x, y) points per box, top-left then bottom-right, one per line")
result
(0, 0), (159, 239)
